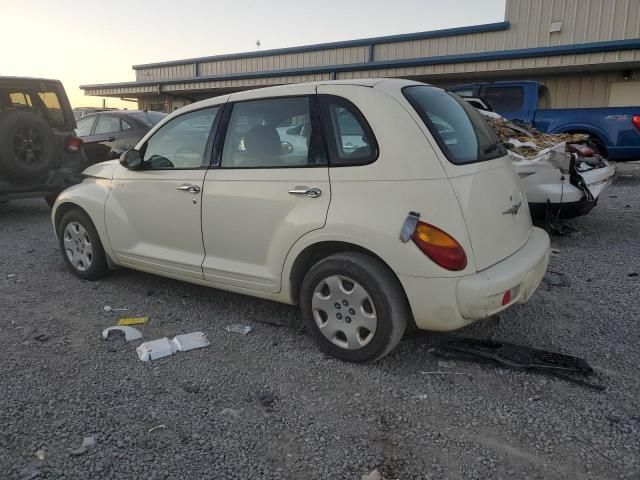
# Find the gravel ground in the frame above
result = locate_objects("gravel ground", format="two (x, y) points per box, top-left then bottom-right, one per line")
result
(1, 164), (639, 480)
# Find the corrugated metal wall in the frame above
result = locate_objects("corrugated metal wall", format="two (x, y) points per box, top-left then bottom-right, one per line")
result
(537, 71), (627, 108)
(135, 63), (196, 81)
(199, 47), (368, 76)
(375, 0), (640, 62)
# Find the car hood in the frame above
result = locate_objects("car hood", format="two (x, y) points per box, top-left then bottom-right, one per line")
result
(83, 160), (118, 179)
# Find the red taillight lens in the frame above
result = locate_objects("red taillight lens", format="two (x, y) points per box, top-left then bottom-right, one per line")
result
(411, 221), (467, 271)
(502, 290), (512, 306)
(65, 136), (83, 153)
(633, 115), (640, 132)
(567, 143), (593, 157)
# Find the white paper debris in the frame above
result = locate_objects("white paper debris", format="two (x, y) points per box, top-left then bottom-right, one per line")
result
(102, 326), (143, 342)
(136, 332), (210, 361)
(508, 138), (538, 149)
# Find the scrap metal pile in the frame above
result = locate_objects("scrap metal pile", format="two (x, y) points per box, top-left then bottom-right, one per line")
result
(484, 115), (589, 159)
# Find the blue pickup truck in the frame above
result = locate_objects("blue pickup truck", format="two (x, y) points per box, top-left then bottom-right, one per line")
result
(449, 81), (640, 161)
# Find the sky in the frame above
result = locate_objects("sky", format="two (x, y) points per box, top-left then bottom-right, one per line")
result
(2, 0), (506, 109)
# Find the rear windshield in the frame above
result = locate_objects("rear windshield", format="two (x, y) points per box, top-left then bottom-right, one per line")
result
(403, 86), (506, 164)
(131, 111), (166, 127)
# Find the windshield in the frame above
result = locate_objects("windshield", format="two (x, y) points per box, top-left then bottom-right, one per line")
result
(403, 86), (506, 164)
(131, 111), (167, 127)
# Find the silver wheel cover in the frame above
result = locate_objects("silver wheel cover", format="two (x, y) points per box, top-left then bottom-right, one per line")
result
(311, 275), (378, 350)
(63, 222), (94, 272)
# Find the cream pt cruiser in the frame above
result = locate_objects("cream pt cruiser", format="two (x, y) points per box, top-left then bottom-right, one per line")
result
(52, 79), (550, 362)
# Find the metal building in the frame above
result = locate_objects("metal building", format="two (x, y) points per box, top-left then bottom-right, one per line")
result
(81, 0), (640, 112)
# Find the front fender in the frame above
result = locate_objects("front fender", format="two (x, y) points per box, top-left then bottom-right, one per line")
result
(51, 177), (115, 262)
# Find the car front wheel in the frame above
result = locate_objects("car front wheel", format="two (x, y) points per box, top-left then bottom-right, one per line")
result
(58, 209), (108, 280)
(300, 252), (408, 363)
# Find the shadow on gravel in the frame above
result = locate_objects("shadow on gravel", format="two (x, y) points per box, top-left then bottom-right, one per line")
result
(104, 268), (302, 328)
(0, 199), (50, 220)
(613, 173), (640, 187)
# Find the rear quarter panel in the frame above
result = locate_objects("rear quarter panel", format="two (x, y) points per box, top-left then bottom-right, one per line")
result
(534, 107), (640, 160)
(281, 83), (477, 292)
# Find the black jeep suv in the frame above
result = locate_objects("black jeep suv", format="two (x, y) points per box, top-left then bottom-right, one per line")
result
(0, 77), (87, 206)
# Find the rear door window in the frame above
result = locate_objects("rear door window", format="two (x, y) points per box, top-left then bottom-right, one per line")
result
(220, 96), (325, 168)
(95, 115), (122, 135)
(75, 116), (95, 137)
(403, 86), (505, 165)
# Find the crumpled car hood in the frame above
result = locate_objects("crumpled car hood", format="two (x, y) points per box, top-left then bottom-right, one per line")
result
(83, 159), (118, 180)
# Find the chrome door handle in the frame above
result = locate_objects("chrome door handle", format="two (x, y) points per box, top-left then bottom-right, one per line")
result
(177, 184), (201, 194)
(288, 186), (322, 198)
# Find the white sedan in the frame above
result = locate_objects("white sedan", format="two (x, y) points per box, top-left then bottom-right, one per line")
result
(52, 79), (549, 362)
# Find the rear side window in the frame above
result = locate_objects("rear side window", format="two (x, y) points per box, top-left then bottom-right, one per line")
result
(9, 92), (33, 108)
(319, 95), (378, 166)
(449, 88), (474, 98)
(403, 86), (505, 165)
(481, 86), (524, 113)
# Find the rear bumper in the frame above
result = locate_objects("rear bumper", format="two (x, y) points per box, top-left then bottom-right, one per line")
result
(529, 197), (597, 219)
(400, 227), (550, 331)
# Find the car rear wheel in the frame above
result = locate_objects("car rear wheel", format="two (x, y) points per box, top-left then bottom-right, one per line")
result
(300, 252), (408, 363)
(58, 209), (108, 280)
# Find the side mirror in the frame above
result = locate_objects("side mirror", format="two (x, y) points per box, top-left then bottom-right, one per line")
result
(119, 149), (143, 169)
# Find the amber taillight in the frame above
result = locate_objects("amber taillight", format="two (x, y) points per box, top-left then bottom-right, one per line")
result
(411, 221), (467, 271)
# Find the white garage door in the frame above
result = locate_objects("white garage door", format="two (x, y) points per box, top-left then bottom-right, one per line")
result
(609, 82), (640, 107)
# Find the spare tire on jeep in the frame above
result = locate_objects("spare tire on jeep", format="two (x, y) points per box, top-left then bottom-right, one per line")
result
(0, 111), (57, 182)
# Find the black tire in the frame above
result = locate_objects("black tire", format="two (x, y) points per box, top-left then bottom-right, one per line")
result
(58, 209), (109, 280)
(300, 252), (408, 363)
(587, 138), (606, 157)
(0, 112), (57, 182)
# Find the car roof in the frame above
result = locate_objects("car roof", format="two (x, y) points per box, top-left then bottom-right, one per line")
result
(78, 110), (164, 119)
(0, 76), (64, 88)
(178, 78), (427, 115)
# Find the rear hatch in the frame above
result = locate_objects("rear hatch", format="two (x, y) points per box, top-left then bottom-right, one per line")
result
(404, 86), (533, 271)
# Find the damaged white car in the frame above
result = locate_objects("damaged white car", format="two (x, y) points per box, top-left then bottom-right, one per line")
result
(474, 107), (616, 219)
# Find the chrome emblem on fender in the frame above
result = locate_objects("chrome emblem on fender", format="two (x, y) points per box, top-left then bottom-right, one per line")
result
(502, 201), (522, 216)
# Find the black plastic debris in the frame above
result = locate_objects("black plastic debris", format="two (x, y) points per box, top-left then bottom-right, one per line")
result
(432, 338), (605, 390)
(549, 222), (578, 237)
